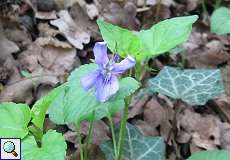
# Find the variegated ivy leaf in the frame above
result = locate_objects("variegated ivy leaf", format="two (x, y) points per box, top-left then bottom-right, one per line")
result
(100, 123), (165, 160)
(148, 66), (224, 105)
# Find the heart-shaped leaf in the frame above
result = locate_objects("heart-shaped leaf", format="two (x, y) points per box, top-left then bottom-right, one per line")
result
(97, 16), (198, 62)
(22, 130), (67, 160)
(211, 7), (230, 35)
(97, 20), (141, 59)
(48, 64), (139, 124)
(188, 150), (230, 160)
(136, 15), (198, 60)
(0, 102), (31, 138)
(148, 66), (224, 105)
(31, 84), (66, 129)
(100, 123), (165, 160)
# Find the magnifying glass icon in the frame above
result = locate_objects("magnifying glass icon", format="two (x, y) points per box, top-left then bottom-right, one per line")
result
(3, 141), (18, 157)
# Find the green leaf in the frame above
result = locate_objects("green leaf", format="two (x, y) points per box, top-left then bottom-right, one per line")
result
(0, 102), (31, 138)
(22, 130), (67, 160)
(48, 64), (139, 124)
(31, 84), (66, 129)
(100, 123), (165, 160)
(211, 7), (230, 35)
(136, 15), (198, 60)
(97, 20), (141, 59)
(97, 16), (198, 62)
(188, 150), (230, 160)
(148, 66), (224, 105)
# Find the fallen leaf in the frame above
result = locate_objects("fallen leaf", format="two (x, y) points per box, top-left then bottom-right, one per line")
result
(134, 120), (159, 136)
(50, 10), (90, 49)
(221, 64), (230, 96)
(80, 121), (110, 145)
(0, 25), (19, 61)
(187, 40), (230, 68)
(218, 122), (230, 149)
(35, 10), (57, 19)
(128, 94), (149, 119)
(144, 97), (165, 128)
(67, 120), (110, 146)
(177, 109), (221, 149)
(102, 2), (140, 30)
(137, 0), (175, 7)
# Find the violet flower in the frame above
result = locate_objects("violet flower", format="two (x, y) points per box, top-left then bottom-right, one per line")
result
(80, 42), (136, 102)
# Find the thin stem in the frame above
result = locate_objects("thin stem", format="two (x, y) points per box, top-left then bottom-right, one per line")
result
(84, 111), (95, 160)
(155, 0), (162, 22)
(76, 122), (84, 160)
(201, 0), (208, 14)
(214, 0), (221, 9)
(107, 111), (118, 158)
(117, 98), (130, 160)
(84, 111), (95, 159)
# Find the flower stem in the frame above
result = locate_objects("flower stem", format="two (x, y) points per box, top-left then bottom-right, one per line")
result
(107, 111), (118, 158)
(116, 98), (130, 160)
(84, 111), (95, 160)
(75, 122), (84, 160)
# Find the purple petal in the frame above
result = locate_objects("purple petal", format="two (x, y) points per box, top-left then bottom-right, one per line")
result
(95, 75), (119, 102)
(93, 42), (109, 67)
(80, 71), (100, 91)
(111, 55), (136, 74)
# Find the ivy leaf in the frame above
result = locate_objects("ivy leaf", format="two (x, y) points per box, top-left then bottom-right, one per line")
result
(211, 7), (230, 35)
(148, 66), (224, 105)
(22, 130), (67, 160)
(0, 102), (31, 138)
(100, 123), (165, 160)
(97, 20), (141, 59)
(48, 64), (139, 124)
(31, 84), (66, 129)
(136, 15), (198, 60)
(188, 150), (230, 160)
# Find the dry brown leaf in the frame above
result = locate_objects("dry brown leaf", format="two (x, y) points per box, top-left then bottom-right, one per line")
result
(37, 23), (61, 37)
(214, 95), (230, 122)
(85, 3), (99, 20)
(134, 120), (159, 136)
(144, 97), (165, 128)
(142, 97), (173, 143)
(50, 10), (90, 50)
(184, 30), (230, 68)
(221, 64), (230, 96)
(38, 46), (76, 77)
(218, 122), (230, 149)
(35, 10), (57, 19)
(187, 40), (230, 68)
(177, 109), (221, 149)
(141, 4), (171, 29)
(80, 121), (110, 145)
(35, 37), (72, 48)
(128, 95), (149, 119)
(137, 0), (175, 7)
(64, 130), (77, 144)
(69, 3), (98, 39)
(1, 17), (32, 48)
(0, 25), (19, 61)
(102, 2), (140, 30)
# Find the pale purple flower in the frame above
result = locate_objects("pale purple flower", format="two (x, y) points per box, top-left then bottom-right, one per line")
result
(80, 42), (136, 102)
